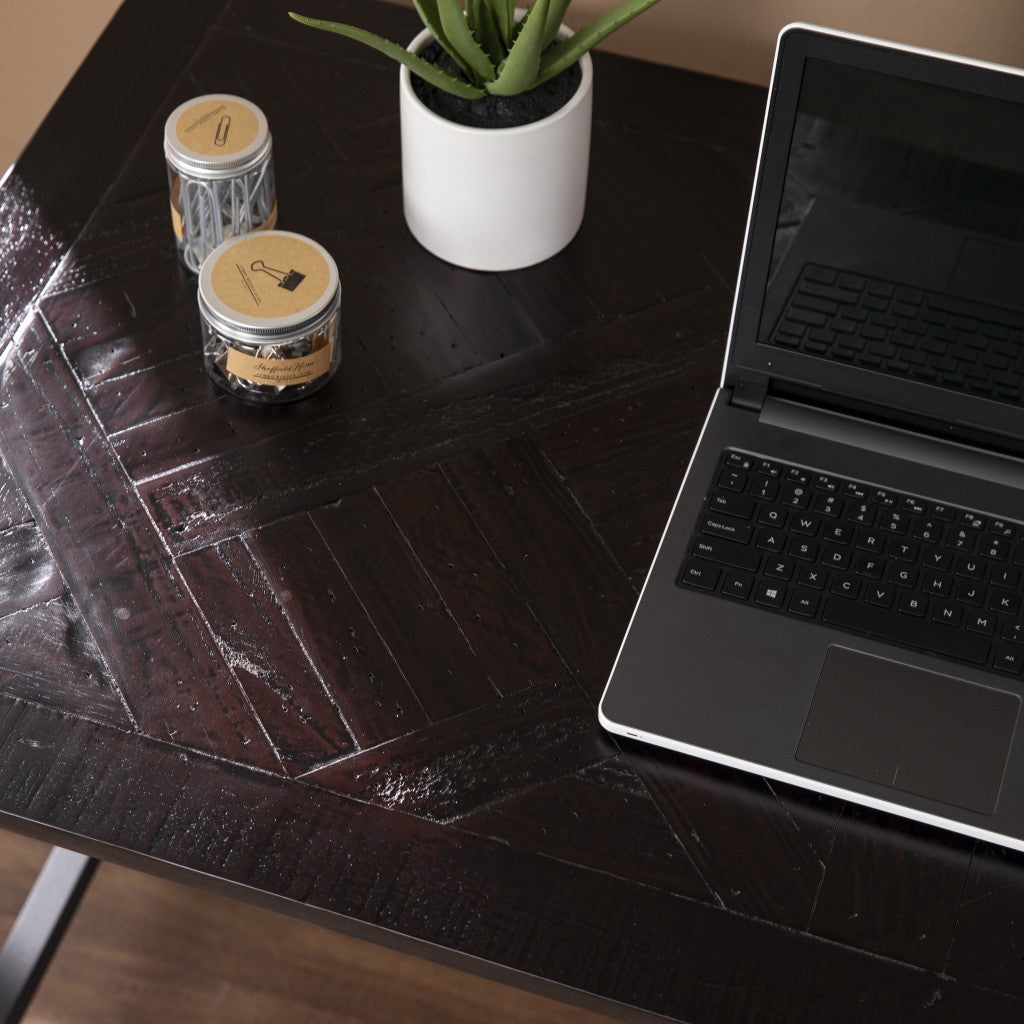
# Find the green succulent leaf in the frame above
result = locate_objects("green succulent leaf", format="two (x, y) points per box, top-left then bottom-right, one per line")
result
(471, 0), (506, 68)
(410, 0), (467, 75)
(497, 0), (516, 47)
(486, 0), (551, 96)
(436, 0), (497, 84)
(541, 0), (573, 49)
(288, 13), (487, 99)
(535, 0), (663, 86)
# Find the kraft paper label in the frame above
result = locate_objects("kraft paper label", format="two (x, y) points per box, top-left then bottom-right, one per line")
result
(170, 198), (184, 242)
(210, 234), (330, 320)
(176, 98), (260, 158)
(225, 341), (334, 386)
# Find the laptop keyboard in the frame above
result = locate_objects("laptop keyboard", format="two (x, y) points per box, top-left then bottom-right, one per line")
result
(768, 263), (1024, 404)
(677, 449), (1024, 677)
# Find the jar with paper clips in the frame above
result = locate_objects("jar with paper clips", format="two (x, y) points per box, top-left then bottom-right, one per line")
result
(197, 230), (341, 404)
(164, 94), (278, 272)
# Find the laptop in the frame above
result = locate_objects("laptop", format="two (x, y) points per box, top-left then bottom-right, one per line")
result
(599, 23), (1024, 850)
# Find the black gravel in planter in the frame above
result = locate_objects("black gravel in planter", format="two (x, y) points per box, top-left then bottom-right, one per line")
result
(411, 41), (583, 129)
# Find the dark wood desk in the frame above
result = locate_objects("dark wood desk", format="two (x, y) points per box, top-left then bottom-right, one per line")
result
(1, 2), (1022, 1021)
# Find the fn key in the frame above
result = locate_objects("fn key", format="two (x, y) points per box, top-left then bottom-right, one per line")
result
(678, 559), (720, 590)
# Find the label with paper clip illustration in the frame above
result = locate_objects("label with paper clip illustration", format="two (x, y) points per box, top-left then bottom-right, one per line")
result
(209, 233), (332, 321)
(174, 96), (261, 158)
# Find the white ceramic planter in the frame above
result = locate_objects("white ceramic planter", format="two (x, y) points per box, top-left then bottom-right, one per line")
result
(399, 24), (593, 272)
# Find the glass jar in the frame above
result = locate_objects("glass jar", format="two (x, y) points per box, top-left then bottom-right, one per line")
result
(164, 94), (278, 273)
(198, 231), (341, 404)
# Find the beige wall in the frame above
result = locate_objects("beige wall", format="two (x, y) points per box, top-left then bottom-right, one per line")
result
(0, 0), (120, 170)
(386, 0), (1024, 85)
(2, 0), (1023, 171)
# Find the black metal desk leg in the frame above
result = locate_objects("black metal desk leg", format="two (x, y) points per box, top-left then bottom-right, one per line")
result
(0, 848), (98, 1024)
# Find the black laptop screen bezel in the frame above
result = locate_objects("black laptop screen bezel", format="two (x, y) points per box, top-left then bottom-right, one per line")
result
(726, 25), (1024, 450)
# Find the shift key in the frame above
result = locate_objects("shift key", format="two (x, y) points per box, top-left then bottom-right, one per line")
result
(691, 535), (761, 572)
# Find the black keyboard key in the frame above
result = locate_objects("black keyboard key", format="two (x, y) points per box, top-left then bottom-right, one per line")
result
(749, 476), (779, 501)
(787, 538), (819, 561)
(721, 569), (754, 601)
(754, 581), (786, 608)
(797, 565), (827, 589)
(788, 588), (820, 617)
(855, 530), (887, 554)
(912, 520), (944, 544)
(791, 513), (821, 536)
(946, 528), (976, 552)
(718, 467), (747, 492)
(992, 566), (1021, 589)
(764, 557), (795, 581)
(889, 564), (917, 588)
(821, 546), (852, 571)
(931, 602), (962, 628)
(979, 536), (1008, 561)
(679, 560), (720, 590)
(690, 536), (761, 573)
(702, 515), (753, 544)
(922, 548), (951, 572)
(954, 581), (985, 606)
(780, 482), (812, 508)
(921, 571), (951, 597)
(758, 505), (788, 528)
(965, 611), (997, 636)
(1001, 622), (1024, 644)
(994, 647), (1024, 675)
(757, 527), (789, 553)
(954, 554), (986, 580)
(831, 576), (861, 599)
(822, 598), (990, 664)
(708, 491), (756, 520)
(864, 584), (895, 608)
(897, 592), (928, 617)
(812, 493), (842, 516)
(879, 510), (909, 533)
(991, 592), (1021, 615)
(845, 502), (875, 525)
(823, 523), (853, 546)
(853, 553), (884, 579)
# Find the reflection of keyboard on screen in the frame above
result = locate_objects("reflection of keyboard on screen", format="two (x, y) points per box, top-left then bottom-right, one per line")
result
(768, 263), (1024, 403)
(678, 449), (1024, 676)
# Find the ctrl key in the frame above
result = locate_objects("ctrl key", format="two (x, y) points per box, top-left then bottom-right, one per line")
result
(678, 559), (720, 591)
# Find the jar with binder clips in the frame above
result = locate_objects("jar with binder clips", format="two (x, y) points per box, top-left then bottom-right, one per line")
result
(164, 94), (278, 273)
(198, 231), (341, 404)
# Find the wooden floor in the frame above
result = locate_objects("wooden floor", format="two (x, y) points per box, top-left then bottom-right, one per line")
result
(0, 830), (615, 1023)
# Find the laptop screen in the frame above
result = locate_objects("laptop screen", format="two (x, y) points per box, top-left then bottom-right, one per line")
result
(729, 28), (1024, 446)
(760, 58), (1024, 406)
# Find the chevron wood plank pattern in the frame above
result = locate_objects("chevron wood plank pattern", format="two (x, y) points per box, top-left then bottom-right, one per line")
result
(2, 2), (1023, 1023)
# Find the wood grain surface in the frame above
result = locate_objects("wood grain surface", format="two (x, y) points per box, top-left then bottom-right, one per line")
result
(1, 1), (1023, 1022)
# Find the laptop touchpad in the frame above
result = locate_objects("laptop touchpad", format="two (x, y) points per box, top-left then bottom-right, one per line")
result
(797, 646), (1019, 815)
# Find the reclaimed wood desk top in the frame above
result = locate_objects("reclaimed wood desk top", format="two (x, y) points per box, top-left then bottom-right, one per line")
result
(2, 2), (1023, 1021)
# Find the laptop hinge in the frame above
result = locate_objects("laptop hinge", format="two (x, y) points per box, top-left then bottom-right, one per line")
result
(731, 380), (768, 412)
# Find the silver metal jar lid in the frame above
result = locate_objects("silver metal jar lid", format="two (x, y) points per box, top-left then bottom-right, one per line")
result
(164, 94), (271, 179)
(198, 231), (341, 345)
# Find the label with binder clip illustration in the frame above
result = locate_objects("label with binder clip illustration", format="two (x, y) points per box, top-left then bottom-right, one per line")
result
(210, 234), (331, 320)
(251, 260), (305, 291)
(175, 98), (259, 158)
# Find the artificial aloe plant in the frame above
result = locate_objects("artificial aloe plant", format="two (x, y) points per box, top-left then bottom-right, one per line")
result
(290, 0), (663, 99)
